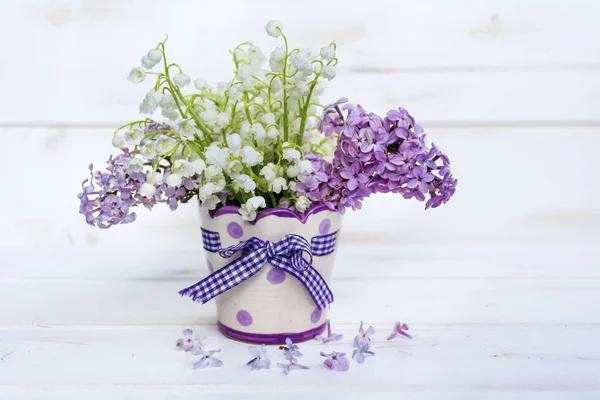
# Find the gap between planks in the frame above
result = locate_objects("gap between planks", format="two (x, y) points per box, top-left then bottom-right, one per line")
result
(2, 322), (600, 332)
(4, 121), (600, 129)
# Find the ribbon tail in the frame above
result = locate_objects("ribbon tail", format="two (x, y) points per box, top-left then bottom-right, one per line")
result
(275, 261), (334, 309)
(179, 251), (267, 303)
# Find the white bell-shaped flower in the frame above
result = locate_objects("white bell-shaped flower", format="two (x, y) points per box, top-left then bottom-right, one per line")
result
(173, 159), (193, 177)
(124, 128), (144, 146)
(240, 146), (262, 167)
(320, 46), (336, 62)
(270, 177), (288, 194)
(265, 20), (283, 38)
(194, 78), (207, 90)
(321, 66), (336, 80)
(282, 147), (301, 162)
(260, 164), (277, 182)
(127, 67), (146, 84)
(138, 183), (156, 198)
(140, 141), (157, 159)
(295, 196), (311, 213)
(226, 133), (242, 151)
(155, 136), (176, 154)
(147, 49), (163, 63)
(166, 173), (183, 187)
(112, 133), (126, 149)
(189, 159), (206, 175)
(126, 158), (144, 173)
(234, 174), (257, 193)
(173, 73), (191, 87)
(240, 196), (266, 221)
(292, 55), (309, 71)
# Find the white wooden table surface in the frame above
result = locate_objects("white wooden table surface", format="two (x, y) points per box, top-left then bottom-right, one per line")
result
(1, 243), (599, 399)
(2, 0), (600, 398)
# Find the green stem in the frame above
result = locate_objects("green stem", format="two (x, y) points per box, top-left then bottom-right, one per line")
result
(269, 192), (278, 208)
(296, 73), (320, 146)
(281, 32), (290, 142)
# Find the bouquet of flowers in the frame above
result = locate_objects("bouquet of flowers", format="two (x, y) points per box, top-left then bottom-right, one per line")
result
(78, 20), (457, 228)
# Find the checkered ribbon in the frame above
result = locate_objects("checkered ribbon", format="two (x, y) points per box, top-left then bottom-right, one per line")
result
(179, 234), (334, 309)
(202, 228), (338, 256)
(311, 231), (337, 256)
(201, 228), (221, 252)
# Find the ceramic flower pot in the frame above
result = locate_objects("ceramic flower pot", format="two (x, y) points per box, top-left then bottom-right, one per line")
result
(198, 204), (342, 344)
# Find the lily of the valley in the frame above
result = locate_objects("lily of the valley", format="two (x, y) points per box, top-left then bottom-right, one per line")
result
(240, 196), (266, 221)
(127, 67), (146, 83)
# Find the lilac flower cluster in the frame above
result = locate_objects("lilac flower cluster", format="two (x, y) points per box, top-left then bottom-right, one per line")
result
(299, 100), (457, 213)
(78, 124), (200, 228)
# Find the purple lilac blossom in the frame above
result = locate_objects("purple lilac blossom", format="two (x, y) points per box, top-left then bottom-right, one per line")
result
(352, 339), (375, 364)
(175, 329), (202, 351)
(317, 97), (348, 137)
(247, 344), (271, 370)
(78, 123), (204, 228)
(300, 102), (457, 213)
(354, 321), (375, 346)
(277, 337), (309, 375)
(320, 351), (350, 371)
(191, 348), (223, 369)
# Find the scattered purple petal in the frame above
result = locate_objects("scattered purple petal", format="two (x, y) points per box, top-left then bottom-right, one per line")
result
(191, 348), (223, 369)
(320, 351), (350, 371)
(277, 361), (310, 375)
(247, 344), (271, 370)
(352, 341), (375, 365)
(175, 329), (202, 351)
(314, 321), (344, 343)
(354, 321), (375, 347)
(387, 322), (413, 340)
(278, 337), (309, 374)
(279, 337), (303, 362)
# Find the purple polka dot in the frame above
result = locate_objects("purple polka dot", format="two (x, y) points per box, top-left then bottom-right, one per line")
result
(266, 267), (286, 284)
(227, 222), (243, 239)
(207, 260), (214, 273)
(237, 310), (253, 326)
(319, 218), (331, 235)
(311, 308), (322, 324)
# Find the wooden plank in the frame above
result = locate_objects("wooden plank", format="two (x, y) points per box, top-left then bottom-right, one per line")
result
(2, 69), (600, 125)
(4, 0), (599, 69)
(2, 0), (600, 124)
(1, 244), (600, 280)
(0, 126), (598, 247)
(1, 327), (599, 396)
(3, 391), (599, 400)
(0, 275), (598, 326)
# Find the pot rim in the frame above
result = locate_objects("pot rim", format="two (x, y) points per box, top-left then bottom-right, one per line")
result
(207, 203), (337, 224)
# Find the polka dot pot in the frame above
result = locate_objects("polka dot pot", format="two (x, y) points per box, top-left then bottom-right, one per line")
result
(200, 204), (342, 345)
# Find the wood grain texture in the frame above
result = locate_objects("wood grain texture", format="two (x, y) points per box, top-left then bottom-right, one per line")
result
(1, 1), (599, 398)
(1, 327), (599, 394)
(1, 245), (599, 327)
(2, 0), (600, 124)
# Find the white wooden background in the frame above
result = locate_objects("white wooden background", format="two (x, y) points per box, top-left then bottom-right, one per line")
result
(1, 0), (599, 399)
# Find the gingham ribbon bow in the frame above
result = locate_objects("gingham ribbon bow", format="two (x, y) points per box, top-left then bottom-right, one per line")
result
(178, 234), (334, 309)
